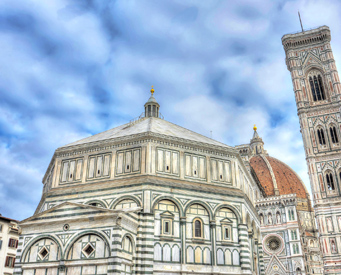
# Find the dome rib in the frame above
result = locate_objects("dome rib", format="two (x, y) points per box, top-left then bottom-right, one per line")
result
(249, 156), (275, 196)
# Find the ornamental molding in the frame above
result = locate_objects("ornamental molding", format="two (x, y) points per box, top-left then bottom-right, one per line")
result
(55, 132), (237, 159)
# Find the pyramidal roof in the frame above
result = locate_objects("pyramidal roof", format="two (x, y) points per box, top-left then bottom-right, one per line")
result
(60, 87), (232, 150)
(60, 117), (231, 149)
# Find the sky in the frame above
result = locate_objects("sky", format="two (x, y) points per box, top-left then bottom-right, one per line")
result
(1, 0), (341, 220)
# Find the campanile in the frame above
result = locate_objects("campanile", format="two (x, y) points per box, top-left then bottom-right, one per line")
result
(282, 26), (341, 274)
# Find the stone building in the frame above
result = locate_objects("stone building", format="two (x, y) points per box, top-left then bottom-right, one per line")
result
(12, 25), (336, 275)
(236, 127), (323, 275)
(14, 89), (265, 275)
(0, 215), (20, 275)
(282, 25), (341, 275)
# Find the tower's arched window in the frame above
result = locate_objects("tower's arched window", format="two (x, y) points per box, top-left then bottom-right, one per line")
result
(317, 129), (326, 145)
(330, 126), (339, 143)
(309, 74), (325, 101)
(326, 173), (335, 191)
(194, 219), (202, 238)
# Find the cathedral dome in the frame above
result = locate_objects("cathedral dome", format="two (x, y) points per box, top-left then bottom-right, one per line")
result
(250, 155), (308, 199)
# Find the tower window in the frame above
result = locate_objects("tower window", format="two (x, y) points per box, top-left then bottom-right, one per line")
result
(326, 173), (335, 191)
(330, 126), (339, 143)
(309, 74), (325, 101)
(317, 129), (326, 145)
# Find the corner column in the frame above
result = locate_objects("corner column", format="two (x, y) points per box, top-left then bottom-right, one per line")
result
(238, 224), (252, 274)
(257, 239), (265, 275)
(108, 225), (122, 274)
(135, 213), (154, 275)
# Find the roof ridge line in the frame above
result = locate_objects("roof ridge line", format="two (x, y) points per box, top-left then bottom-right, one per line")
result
(260, 155), (279, 192)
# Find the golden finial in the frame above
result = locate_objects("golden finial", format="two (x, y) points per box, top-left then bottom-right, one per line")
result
(253, 124), (257, 131)
(150, 85), (154, 95)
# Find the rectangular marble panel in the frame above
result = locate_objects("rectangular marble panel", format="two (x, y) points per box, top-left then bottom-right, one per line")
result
(172, 152), (179, 174)
(204, 224), (210, 239)
(68, 160), (75, 181)
(193, 156), (198, 177)
(165, 151), (171, 173)
(211, 159), (217, 181)
(67, 267), (81, 275)
(96, 155), (103, 177)
(61, 161), (68, 182)
(125, 151), (132, 173)
(218, 161), (223, 181)
(185, 155), (191, 176)
(157, 149), (164, 172)
(82, 266), (96, 275)
(76, 159), (83, 180)
(47, 269), (58, 275)
(224, 161), (231, 182)
(117, 152), (124, 174)
(23, 270), (35, 275)
(133, 149), (140, 172)
(36, 270), (46, 275)
(103, 155), (110, 176)
(88, 157), (95, 178)
(97, 266), (108, 274)
(199, 157), (206, 179)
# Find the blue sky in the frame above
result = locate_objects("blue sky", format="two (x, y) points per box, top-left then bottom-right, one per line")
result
(1, 0), (341, 220)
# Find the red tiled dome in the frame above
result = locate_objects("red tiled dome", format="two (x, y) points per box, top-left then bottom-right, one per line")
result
(250, 155), (308, 199)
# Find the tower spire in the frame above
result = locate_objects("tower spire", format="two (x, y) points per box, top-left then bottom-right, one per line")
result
(298, 11), (304, 32)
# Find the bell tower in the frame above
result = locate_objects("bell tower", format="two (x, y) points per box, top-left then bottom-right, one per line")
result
(282, 26), (341, 275)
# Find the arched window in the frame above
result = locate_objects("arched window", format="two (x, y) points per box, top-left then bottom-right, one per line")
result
(326, 173), (335, 190)
(309, 73), (326, 101)
(194, 219), (202, 238)
(317, 129), (326, 145)
(330, 126), (339, 143)
(122, 236), (133, 253)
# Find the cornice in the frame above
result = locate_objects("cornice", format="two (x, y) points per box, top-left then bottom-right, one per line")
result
(297, 102), (341, 116)
(55, 132), (237, 158)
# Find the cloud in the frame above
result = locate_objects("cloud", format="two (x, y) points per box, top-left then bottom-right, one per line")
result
(1, 0), (341, 220)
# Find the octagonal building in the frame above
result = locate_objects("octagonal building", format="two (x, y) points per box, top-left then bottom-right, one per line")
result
(15, 89), (264, 275)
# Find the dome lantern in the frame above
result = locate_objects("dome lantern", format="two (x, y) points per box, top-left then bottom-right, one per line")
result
(144, 86), (160, 118)
(250, 125), (267, 155)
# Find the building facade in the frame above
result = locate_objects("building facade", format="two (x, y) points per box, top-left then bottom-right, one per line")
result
(282, 26), (341, 275)
(14, 91), (265, 275)
(11, 25), (337, 275)
(0, 215), (20, 275)
(237, 128), (323, 275)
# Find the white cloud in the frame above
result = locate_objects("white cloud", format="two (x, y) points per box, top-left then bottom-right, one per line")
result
(1, 0), (341, 219)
